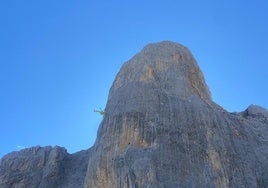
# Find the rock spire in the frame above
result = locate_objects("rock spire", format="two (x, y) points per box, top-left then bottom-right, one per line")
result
(1, 41), (268, 188)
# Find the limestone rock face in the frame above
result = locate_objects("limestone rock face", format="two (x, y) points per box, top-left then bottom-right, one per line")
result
(85, 41), (268, 187)
(0, 146), (91, 188)
(1, 41), (268, 188)
(109, 41), (211, 102)
(241, 104), (268, 118)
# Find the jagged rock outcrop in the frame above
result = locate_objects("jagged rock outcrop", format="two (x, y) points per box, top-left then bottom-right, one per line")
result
(0, 41), (267, 188)
(240, 105), (268, 124)
(84, 41), (268, 187)
(0, 146), (91, 188)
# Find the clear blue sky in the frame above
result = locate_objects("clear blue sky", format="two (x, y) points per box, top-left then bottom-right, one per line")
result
(0, 0), (267, 158)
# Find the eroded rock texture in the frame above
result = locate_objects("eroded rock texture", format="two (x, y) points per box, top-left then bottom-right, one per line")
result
(0, 41), (267, 188)
(85, 41), (268, 188)
(0, 146), (91, 188)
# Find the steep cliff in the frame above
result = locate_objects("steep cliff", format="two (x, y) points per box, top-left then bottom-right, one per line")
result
(0, 41), (267, 188)
(84, 41), (268, 187)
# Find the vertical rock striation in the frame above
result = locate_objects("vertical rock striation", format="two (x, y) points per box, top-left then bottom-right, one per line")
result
(85, 41), (268, 188)
(0, 41), (267, 188)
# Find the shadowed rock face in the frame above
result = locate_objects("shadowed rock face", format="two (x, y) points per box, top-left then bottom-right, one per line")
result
(85, 41), (268, 188)
(0, 146), (91, 188)
(1, 41), (268, 188)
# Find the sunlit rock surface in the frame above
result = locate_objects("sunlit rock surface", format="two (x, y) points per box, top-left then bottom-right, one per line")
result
(84, 41), (268, 187)
(1, 41), (267, 188)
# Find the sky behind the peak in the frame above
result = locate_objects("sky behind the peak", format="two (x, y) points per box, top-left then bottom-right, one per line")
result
(0, 0), (268, 157)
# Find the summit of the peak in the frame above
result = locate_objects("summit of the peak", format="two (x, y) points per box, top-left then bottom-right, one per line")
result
(108, 41), (211, 102)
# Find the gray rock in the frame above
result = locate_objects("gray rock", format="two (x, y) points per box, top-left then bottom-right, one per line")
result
(1, 41), (268, 188)
(239, 105), (268, 124)
(243, 104), (268, 117)
(0, 146), (91, 188)
(84, 41), (268, 188)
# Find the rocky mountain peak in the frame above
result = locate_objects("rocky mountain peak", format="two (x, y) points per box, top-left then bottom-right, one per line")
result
(109, 41), (211, 102)
(85, 42), (268, 188)
(1, 41), (268, 188)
